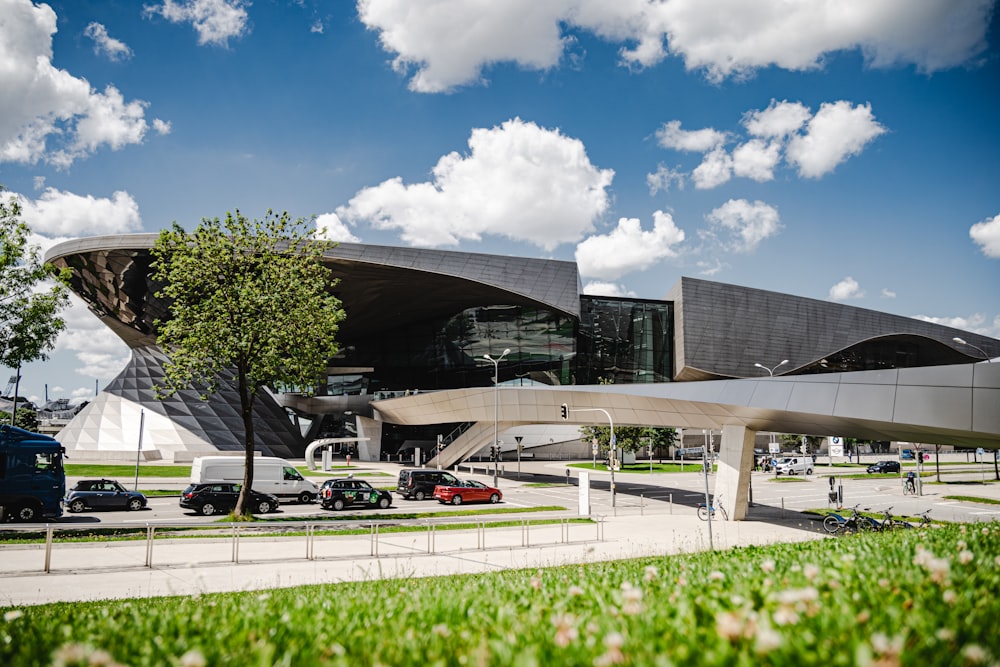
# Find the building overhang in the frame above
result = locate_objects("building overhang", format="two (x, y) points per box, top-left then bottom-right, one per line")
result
(372, 362), (1000, 449)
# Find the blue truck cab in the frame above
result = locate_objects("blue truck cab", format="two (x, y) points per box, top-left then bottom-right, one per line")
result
(0, 424), (66, 522)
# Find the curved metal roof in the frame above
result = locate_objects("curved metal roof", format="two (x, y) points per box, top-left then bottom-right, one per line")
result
(44, 235), (582, 348)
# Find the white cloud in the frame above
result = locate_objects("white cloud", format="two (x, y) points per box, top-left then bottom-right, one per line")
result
(0, 0), (164, 168)
(358, 0), (993, 91)
(655, 120), (726, 152)
(143, 0), (250, 47)
(692, 147), (733, 189)
(742, 100), (811, 138)
(57, 298), (131, 380)
(575, 211), (685, 279)
(881, 288), (897, 299)
(785, 101), (886, 178)
(913, 313), (1000, 340)
(969, 213), (1000, 258)
(582, 281), (636, 298)
(84, 22), (133, 61)
(731, 139), (781, 182)
(17, 188), (142, 237)
(316, 212), (361, 243)
(703, 199), (780, 253)
(335, 118), (613, 251)
(829, 276), (864, 301)
(646, 164), (685, 195)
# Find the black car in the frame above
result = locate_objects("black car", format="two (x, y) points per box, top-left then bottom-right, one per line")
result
(65, 479), (147, 513)
(396, 469), (460, 500)
(179, 483), (280, 516)
(320, 478), (393, 510)
(867, 460), (901, 474)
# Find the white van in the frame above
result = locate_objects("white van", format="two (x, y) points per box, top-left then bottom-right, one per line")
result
(775, 456), (814, 476)
(189, 456), (318, 503)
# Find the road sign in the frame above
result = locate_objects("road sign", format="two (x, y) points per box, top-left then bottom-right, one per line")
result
(768, 442), (780, 454)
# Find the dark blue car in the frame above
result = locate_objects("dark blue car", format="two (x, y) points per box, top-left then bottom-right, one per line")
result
(65, 479), (147, 513)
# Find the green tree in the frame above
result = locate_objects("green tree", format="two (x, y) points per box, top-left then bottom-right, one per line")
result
(579, 425), (676, 455)
(0, 187), (70, 423)
(781, 434), (824, 454)
(151, 210), (346, 516)
(0, 407), (39, 431)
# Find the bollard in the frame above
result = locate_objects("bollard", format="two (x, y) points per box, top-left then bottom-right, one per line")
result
(640, 493), (644, 516)
(44, 524), (53, 573)
(566, 468), (571, 485)
(781, 497), (785, 517)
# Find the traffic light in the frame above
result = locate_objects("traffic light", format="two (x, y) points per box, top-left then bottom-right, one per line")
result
(560, 403), (568, 420)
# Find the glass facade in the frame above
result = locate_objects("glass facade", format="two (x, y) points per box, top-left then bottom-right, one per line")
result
(575, 296), (674, 385)
(329, 304), (576, 393)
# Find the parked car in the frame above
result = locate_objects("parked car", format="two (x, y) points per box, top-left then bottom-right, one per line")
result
(179, 483), (280, 516)
(319, 478), (393, 510)
(433, 479), (502, 505)
(64, 479), (147, 513)
(867, 460), (901, 474)
(396, 469), (460, 500)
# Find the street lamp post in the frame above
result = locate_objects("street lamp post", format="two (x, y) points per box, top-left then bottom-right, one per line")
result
(755, 360), (789, 473)
(484, 348), (510, 488)
(953, 337), (992, 363)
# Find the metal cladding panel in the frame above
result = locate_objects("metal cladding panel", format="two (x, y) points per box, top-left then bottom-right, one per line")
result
(973, 388), (1000, 434)
(832, 384), (897, 421)
(897, 364), (974, 388)
(894, 386), (971, 431)
(785, 382), (840, 416)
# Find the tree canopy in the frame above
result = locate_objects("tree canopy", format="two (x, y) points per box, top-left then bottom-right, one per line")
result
(580, 424), (677, 455)
(151, 209), (346, 515)
(0, 187), (70, 395)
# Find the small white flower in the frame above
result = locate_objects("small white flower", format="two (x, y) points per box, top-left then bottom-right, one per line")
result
(760, 559), (776, 573)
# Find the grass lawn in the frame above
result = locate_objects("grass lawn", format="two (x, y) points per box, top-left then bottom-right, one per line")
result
(943, 495), (1000, 505)
(569, 461), (713, 473)
(65, 464), (191, 478)
(1, 523), (996, 665)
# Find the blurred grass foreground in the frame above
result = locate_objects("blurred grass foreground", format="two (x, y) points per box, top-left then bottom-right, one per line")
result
(1, 522), (997, 666)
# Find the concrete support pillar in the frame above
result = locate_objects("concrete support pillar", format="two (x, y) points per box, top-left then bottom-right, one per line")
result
(715, 424), (756, 521)
(355, 416), (382, 462)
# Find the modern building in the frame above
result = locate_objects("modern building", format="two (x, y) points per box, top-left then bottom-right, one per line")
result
(45, 235), (1000, 470)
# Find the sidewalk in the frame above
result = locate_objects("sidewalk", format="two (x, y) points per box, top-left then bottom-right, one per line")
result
(0, 511), (824, 608)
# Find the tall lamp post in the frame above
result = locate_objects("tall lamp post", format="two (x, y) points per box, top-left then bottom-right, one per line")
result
(484, 348), (510, 488)
(755, 360), (788, 475)
(953, 337), (992, 363)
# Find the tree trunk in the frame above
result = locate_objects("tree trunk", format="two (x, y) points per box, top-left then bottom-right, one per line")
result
(235, 365), (256, 517)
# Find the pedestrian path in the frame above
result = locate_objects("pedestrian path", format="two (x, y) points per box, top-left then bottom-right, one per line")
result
(0, 511), (824, 607)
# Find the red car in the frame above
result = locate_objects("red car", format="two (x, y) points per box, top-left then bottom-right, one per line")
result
(433, 479), (502, 505)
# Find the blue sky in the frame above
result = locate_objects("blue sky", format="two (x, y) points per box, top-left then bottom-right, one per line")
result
(1, 0), (998, 405)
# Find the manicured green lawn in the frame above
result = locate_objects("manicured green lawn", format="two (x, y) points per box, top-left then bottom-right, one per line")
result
(65, 464), (191, 478)
(2, 523), (996, 665)
(569, 461), (712, 473)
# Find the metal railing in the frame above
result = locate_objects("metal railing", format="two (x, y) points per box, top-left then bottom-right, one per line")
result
(5, 514), (605, 574)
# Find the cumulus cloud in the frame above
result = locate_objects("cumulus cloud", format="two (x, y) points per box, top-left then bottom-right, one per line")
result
(646, 164), (685, 195)
(55, 295), (131, 380)
(969, 213), (1000, 258)
(143, 0), (250, 46)
(335, 118), (613, 251)
(659, 99), (886, 187)
(692, 147), (733, 189)
(655, 120), (726, 152)
(703, 199), (780, 252)
(0, 0), (167, 168)
(17, 188), (142, 237)
(731, 139), (781, 182)
(881, 288), (897, 299)
(829, 277), (864, 301)
(582, 281), (637, 298)
(575, 211), (685, 279)
(742, 100), (811, 138)
(358, 0), (994, 91)
(786, 101), (886, 178)
(316, 212), (361, 243)
(84, 22), (133, 61)
(913, 313), (1000, 340)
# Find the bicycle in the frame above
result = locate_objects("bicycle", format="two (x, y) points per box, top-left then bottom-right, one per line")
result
(697, 494), (728, 521)
(902, 472), (917, 495)
(823, 504), (869, 534)
(866, 506), (903, 532)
